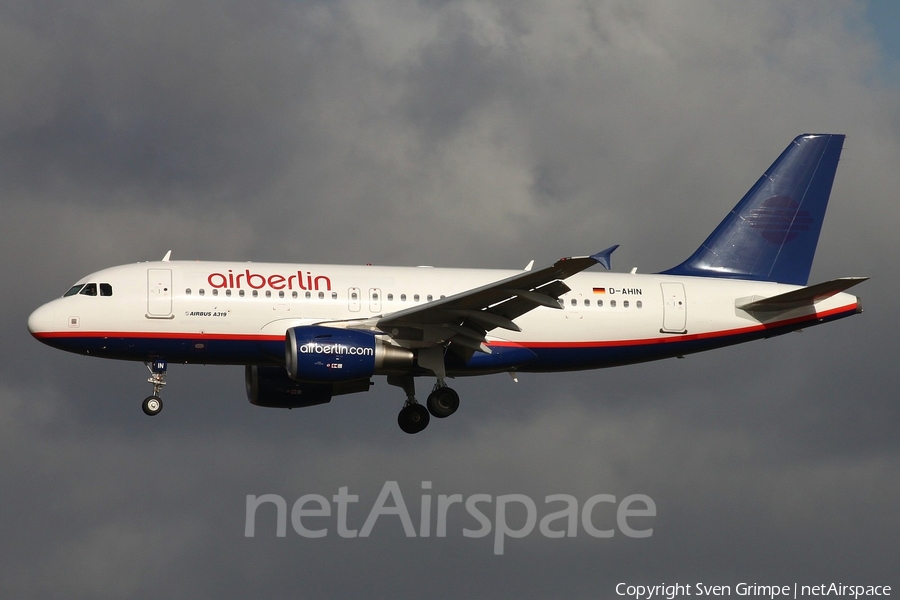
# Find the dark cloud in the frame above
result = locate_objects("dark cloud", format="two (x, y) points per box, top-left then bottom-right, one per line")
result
(2, 0), (898, 598)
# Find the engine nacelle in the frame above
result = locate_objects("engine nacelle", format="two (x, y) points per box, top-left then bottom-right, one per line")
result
(246, 365), (371, 408)
(285, 325), (413, 382)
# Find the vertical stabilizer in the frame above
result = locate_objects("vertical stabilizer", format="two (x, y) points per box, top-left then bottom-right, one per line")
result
(661, 134), (845, 285)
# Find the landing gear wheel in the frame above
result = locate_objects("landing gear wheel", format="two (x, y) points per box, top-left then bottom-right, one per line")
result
(427, 387), (460, 419)
(398, 404), (430, 434)
(142, 395), (163, 416)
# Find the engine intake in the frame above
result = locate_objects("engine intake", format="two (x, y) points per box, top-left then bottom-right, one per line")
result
(285, 325), (413, 382)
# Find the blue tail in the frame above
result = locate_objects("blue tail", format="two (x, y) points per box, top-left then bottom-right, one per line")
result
(661, 133), (845, 286)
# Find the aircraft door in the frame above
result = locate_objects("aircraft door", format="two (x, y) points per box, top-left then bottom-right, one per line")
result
(348, 287), (361, 312)
(660, 282), (687, 333)
(369, 288), (382, 313)
(147, 268), (173, 318)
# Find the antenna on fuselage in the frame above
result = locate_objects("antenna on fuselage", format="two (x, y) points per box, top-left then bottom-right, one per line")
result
(162, 250), (172, 262)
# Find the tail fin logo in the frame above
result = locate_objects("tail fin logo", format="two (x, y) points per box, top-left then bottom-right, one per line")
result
(658, 133), (845, 285)
(747, 196), (813, 244)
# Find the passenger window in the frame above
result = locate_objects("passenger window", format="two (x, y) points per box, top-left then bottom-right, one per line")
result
(401, 294), (407, 302)
(305, 291), (311, 299)
(426, 294), (433, 302)
(239, 290), (245, 298)
(64, 285), (84, 297)
(279, 291), (285, 298)
(387, 293), (394, 301)
(292, 291), (298, 299)
(79, 283), (97, 296)
(318, 292), (324, 299)
(213, 289), (219, 297)
(610, 300), (616, 308)
(265, 291), (271, 298)
(226, 289), (232, 297)
(331, 292), (337, 300)
(414, 294), (420, 302)
(584, 299), (590, 306)
(637, 301), (643, 309)
(199, 289), (205, 296)
(570, 298), (577, 306)
(186, 288), (192, 296)
(252, 290), (258, 298)
(597, 300), (603, 307)
(623, 300), (629, 308)
(100, 283), (113, 296)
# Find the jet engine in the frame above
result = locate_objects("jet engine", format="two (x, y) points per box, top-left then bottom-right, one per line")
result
(285, 325), (413, 382)
(245, 365), (371, 408)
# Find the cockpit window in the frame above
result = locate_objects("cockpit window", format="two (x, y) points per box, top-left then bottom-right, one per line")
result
(65, 282), (113, 297)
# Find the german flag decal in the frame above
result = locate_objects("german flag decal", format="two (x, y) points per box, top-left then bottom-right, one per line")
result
(593, 287), (606, 294)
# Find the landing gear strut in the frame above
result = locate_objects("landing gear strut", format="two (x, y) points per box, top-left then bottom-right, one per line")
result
(142, 359), (167, 416)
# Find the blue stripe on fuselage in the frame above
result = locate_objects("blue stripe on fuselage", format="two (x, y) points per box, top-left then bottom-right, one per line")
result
(34, 303), (856, 372)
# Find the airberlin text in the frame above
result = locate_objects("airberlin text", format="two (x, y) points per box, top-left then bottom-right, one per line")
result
(208, 269), (332, 291)
(244, 481), (656, 555)
(299, 343), (374, 356)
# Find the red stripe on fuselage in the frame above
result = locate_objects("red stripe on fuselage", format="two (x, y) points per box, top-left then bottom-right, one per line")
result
(490, 302), (860, 349)
(30, 302), (859, 348)
(31, 331), (284, 342)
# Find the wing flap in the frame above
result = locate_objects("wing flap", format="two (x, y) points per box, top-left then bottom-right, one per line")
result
(376, 253), (608, 350)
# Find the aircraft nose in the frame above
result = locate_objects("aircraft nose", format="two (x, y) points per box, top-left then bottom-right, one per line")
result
(27, 302), (58, 339)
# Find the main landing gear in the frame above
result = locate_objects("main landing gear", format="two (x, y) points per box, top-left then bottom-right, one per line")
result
(426, 382), (460, 419)
(142, 359), (167, 416)
(390, 375), (460, 434)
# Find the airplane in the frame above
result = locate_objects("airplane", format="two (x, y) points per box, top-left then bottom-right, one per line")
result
(28, 133), (866, 433)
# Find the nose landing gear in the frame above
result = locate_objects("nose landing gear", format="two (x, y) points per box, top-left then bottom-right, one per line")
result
(142, 359), (167, 416)
(142, 395), (163, 416)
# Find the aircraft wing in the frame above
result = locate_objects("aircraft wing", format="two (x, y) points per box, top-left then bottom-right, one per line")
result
(374, 247), (617, 355)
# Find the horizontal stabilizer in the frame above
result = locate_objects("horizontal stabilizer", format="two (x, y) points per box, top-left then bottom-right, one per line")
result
(736, 277), (868, 313)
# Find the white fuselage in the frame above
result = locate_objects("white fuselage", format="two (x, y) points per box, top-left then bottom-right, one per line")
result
(27, 260), (862, 374)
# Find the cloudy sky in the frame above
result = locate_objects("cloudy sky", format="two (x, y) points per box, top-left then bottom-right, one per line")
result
(3, 1), (898, 598)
